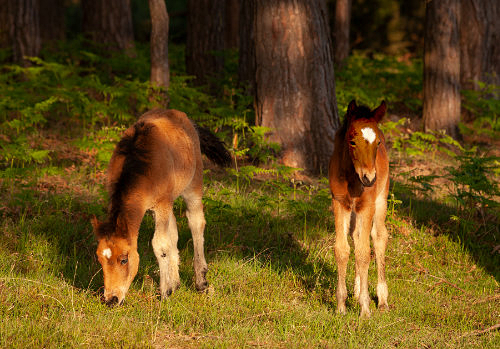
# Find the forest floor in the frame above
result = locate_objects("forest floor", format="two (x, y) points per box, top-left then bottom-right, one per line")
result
(0, 47), (499, 348)
(0, 119), (499, 348)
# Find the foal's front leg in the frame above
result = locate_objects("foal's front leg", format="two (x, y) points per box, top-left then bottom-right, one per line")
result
(371, 193), (389, 310)
(333, 199), (351, 314)
(353, 206), (375, 318)
(152, 204), (181, 298)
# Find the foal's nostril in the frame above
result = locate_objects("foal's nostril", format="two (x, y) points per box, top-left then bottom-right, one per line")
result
(106, 296), (119, 307)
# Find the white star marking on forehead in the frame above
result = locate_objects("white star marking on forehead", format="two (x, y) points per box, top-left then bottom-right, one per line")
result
(361, 127), (376, 144)
(102, 248), (112, 259)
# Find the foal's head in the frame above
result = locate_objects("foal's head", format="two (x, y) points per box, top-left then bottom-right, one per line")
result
(345, 100), (386, 187)
(91, 217), (139, 306)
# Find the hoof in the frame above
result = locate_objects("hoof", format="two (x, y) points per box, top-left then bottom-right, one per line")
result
(195, 280), (209, 293)
(378, 303), (389, 312)
(336, 304), (347, 315)
(360, 309), (371, 319)
(160, 282), (180, 299)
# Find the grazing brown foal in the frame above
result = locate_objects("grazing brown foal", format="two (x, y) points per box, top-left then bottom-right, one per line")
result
(328, 100), (389, 318)
(91, 109), (231, 306)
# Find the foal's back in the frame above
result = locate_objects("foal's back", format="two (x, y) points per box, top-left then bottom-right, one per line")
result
(107, 109), (202, 210)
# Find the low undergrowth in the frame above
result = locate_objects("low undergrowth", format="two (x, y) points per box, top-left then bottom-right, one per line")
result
(0, 43), (499, 348)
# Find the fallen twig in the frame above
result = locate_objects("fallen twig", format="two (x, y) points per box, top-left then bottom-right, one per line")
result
(459, 323), (500, 338)
(472, 294), (500, 305)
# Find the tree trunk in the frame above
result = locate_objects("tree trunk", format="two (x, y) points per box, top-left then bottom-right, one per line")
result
(7, 0), (41, 65)
(186, 0), (225, 85)
(238, 0), (256, 95)
(82, 0), (135, 56)
(333, 0), (351, 68)
(149, 0), (169, 91)
(0, 0), (9, 50)
(224, 0), (239, 49)
(423, 0), (461, 138)
(39, 0), (65, 44)
(253, 0), (339, 173)
(460, 0), (500, 91)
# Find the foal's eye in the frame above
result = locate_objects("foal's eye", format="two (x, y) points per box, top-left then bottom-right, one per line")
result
(350, 141), (356, 146)
(121, 258), (128, 265)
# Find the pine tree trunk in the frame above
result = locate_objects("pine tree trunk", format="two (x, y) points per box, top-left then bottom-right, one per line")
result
(423, 0), (461, 138)
(39, 0), (65, 44)
(224, 0), (239, 49)
(149, 0), (169, 91)
(0, 0), (9, 49)
(460, 0), (500, 90)
(7, 0), (41, 65)
(185, 0), (225, 85)
(238, 0), (256, 95)
(253, 0), (339, 173)
(333, 0), (351, 68)
(82, 0), (135, 56)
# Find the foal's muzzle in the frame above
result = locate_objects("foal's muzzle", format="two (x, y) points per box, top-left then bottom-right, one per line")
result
(104, 296), (124, 307)
(361, 174), (376, 187)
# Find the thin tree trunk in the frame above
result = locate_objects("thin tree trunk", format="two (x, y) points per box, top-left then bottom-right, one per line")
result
(7, 0), (41, 65)
(423, 0), (461, 138)
(333, 0), (351, 68)
(149, 0), (169, 91)
(82, 0), (135, 56)
(186, 0), (225, 85)
(253, 0), (339, 173)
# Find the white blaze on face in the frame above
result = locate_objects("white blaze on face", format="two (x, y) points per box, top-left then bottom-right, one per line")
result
(361, 127), (376, 144)
(102, 248), (112, 259)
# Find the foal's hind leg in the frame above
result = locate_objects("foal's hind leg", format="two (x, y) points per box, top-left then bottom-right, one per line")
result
(152, 202), (181, 298)
(333, 200), (351, 314)
(371, 193), (389, 310)
(182, 185), (209, 292)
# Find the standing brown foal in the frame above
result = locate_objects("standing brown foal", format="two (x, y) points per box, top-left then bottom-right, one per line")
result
(328, 100), (389, 318)
(91, 109), (231, 306)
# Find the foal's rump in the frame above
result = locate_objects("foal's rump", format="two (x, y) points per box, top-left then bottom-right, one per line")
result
(139, 108), (232, 168)
(107, 109), (231, 204)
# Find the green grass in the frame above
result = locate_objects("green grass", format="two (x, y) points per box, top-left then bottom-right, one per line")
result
(0, 43), (499, 348)
(0, 159), (498, 348)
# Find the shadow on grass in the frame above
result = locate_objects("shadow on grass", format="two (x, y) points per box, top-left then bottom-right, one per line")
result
(6, 175), (497, 312)
(392, 180), (500, 282)
(1, 182), (340, 309)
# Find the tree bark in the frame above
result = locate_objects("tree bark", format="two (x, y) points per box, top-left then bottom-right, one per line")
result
(460, 0), (500, 90)
(39, 0), (65, 44)
(6, 0), (41, 65)
(186, 0), (225, 85)
(82, 0), (135, 56)
(423, 0), (461, 138)
(252, 0), (340, 173)
(149, 0), (169, 91)
(0, 0), (9, 50)
(238, 0), (256, 95)
(333, 0), (351, 68)
(224, 0), (239, 49)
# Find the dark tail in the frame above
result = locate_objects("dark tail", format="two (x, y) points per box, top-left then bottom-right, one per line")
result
(194, 123), (232, 167)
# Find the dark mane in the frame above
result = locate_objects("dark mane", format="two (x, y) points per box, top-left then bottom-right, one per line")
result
(98, 121), (153, 238)
(337, 104), (373, 139)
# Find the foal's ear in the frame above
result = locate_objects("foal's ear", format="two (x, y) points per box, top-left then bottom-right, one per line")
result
(346, 100), (357, 122)
(347, 100), (357, 115)
(372, 100), (386, 123)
